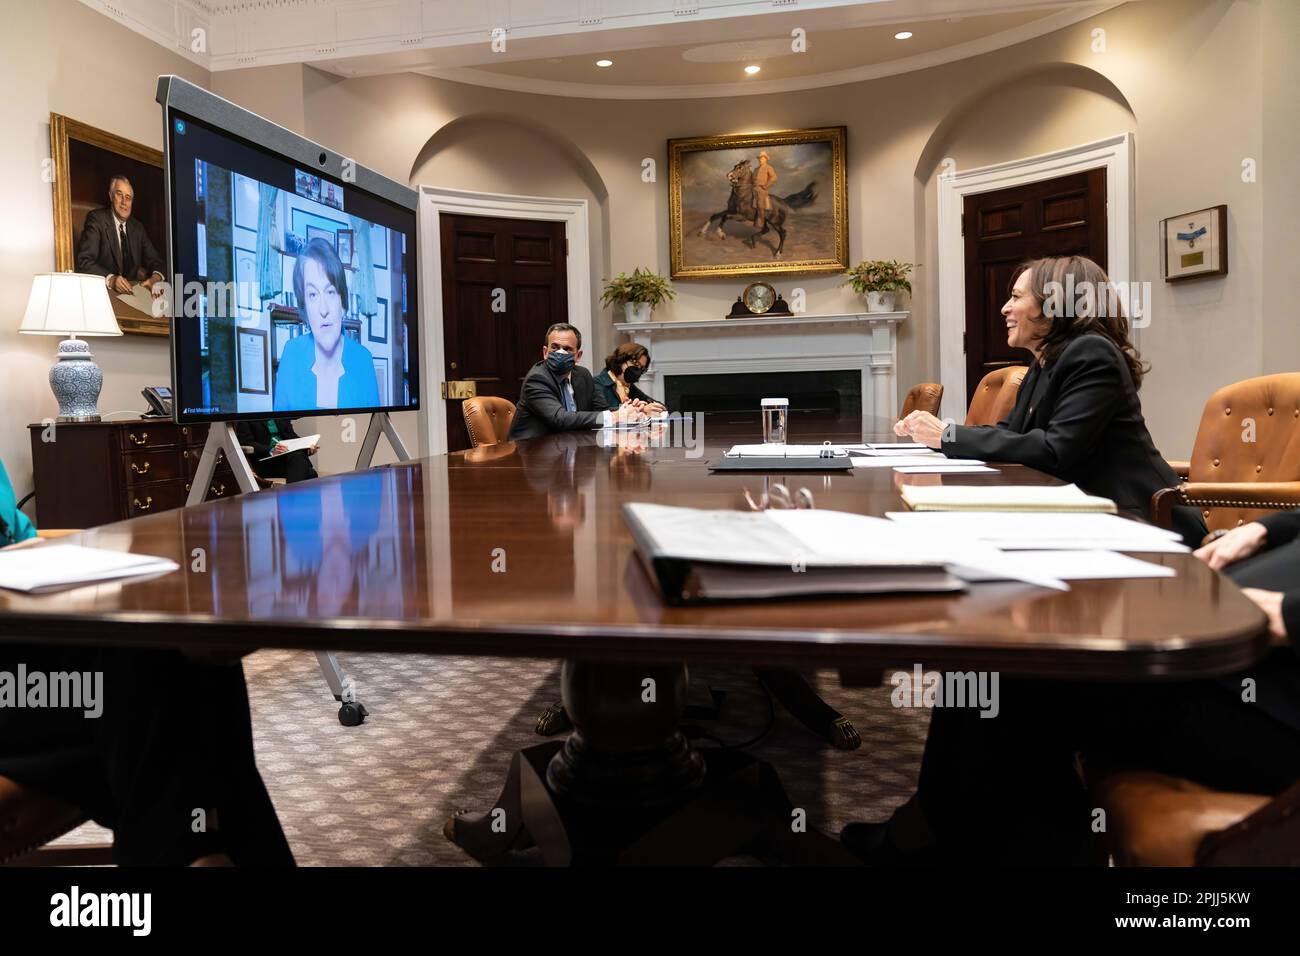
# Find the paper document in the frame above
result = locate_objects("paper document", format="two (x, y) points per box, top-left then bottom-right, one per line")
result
(995, 551), (1175, 581)
(899, 483), (1116, 513)
(0, 545), (179, 594)
(894, 468), (993, 476)
(115, 283), (156, 316)
(884, 512), (1188, 552)
(260, 434), (320, 460)
(851, 456), (985, 469)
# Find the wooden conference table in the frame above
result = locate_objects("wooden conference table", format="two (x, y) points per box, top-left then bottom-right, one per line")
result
(0, 412), (1270, 865)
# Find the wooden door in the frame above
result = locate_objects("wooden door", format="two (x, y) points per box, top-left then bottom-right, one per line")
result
(439, 213), (569, 451)
(963, 167), (1106, 405)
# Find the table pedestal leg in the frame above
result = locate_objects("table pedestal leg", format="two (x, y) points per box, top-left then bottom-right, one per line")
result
(445, 659), (860, 866)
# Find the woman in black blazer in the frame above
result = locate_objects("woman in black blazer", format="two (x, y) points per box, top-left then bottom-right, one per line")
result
(593, 343), (665, 415)
(895, 255), (1204, 545)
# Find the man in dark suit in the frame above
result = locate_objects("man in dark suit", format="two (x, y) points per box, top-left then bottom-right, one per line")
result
(235, 419), (318, 483)
(75, 175), (167, 298)
(506, 323), (646, 442)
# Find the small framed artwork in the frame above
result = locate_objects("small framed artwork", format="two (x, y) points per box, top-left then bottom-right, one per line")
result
(372, 356), (389, 405)
(336, 228), (354, 268)
(236, 326), (270, 395)
(369, 297), (389, 344)
(1161, 204), (1227, 282)
(306, 225), (333, 247)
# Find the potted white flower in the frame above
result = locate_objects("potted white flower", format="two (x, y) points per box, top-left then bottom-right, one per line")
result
(602, 268), (676, 324)
(842, 259), (916, 313)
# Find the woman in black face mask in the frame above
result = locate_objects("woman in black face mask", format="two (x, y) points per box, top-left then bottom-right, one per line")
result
(595, 343), (666, 414)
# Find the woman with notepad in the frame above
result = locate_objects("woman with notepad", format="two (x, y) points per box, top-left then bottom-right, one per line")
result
(894, 256), (1205, 546)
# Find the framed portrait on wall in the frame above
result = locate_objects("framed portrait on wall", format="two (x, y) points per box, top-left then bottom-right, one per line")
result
(236, 326), (270, 395)
(668, 126), (848, 278)
(1161, 204), (1227, 282)
(50, 113), (169, 336)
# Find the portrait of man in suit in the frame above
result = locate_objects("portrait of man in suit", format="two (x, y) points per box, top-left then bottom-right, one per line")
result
(75, 174), (166, 298)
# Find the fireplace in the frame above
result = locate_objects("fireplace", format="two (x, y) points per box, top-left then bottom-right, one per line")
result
(665, 369), (862, 417)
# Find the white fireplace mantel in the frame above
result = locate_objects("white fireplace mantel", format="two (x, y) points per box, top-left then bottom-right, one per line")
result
(614, 312), (909, 422)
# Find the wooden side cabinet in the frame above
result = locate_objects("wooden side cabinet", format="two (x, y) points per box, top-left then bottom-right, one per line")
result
(28, 418), (236, 528)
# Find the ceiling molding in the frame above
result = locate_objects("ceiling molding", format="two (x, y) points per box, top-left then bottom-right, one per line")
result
(409, 3), (1118, 100)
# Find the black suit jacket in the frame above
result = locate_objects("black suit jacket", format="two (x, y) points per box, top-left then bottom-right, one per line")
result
(506, 361), (609, 442)
(942, 333), (1202, 541)
(75, 207), (166, 281)
(235, 418), (302, 461)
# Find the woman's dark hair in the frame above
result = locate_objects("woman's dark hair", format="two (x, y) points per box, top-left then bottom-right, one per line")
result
(293, 237), (349, 316)
(605, 342), (650, 375)
(1011, 255), (1149, 389)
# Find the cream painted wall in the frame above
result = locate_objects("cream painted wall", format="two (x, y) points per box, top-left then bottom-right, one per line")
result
(0, 0), (208, 500)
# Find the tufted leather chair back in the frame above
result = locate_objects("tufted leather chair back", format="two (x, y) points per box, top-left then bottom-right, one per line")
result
(900, 382), (944, 419)
(462, 397), (517, 448)
(1187, 373), (1300, 532)
(965, 366), (1028, 427)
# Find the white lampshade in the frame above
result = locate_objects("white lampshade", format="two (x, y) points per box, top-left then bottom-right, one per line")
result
(19, 272), (122, 337)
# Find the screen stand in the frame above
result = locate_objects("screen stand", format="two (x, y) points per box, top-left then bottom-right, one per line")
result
(186, 421), (259, 507)
(355, 411), (411, 470)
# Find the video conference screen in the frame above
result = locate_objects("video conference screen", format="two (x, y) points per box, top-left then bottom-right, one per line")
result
(165, 108), (419, 423)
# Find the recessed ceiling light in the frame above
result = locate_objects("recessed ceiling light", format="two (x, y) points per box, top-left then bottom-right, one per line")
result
(744, 64), (761, 75)
(596, 59), (613, 67)
(894, 31), (913, 40)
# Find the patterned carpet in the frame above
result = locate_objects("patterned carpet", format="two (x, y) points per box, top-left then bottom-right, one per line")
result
(62, 651), (931, 865)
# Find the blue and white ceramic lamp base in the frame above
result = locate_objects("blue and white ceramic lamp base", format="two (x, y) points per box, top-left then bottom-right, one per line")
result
(49, 337), (104, 422)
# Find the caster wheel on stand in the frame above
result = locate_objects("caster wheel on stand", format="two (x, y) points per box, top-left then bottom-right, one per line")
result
(338, 701), (369, 727)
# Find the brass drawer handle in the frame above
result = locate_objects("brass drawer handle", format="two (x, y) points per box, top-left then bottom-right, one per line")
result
(128, 431), (148, 446)
(181, 426), (190, 437)
(131, 461), (151, 474)
(210, 483), (226, 496)
(133, 496), (153, 511)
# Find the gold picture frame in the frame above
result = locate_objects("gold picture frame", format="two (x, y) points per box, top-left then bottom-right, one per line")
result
(668, 126), (848, 279)
(50, 113), (169, 336)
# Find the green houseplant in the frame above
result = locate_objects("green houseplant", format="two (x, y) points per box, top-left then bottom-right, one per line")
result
(601, 268), (676, 324)
(841, 259), (916, 312)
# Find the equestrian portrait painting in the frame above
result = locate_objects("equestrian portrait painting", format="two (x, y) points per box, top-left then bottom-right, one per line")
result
(668, 126), (847, 278)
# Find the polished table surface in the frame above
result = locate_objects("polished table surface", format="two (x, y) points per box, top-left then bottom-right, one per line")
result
(0, 413), (1269, 680)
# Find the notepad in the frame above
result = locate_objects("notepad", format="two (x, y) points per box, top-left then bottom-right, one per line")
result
(899, 483), (1117, 513)
(259, 434), (320, 460)
(850, 456), (985, 469)
(893, 464), (998, 474)
(0, 545), (180, 594)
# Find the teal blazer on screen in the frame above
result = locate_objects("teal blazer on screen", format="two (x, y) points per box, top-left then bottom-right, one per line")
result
(273, 333), (381, 413)
(0, 460), (36, 547)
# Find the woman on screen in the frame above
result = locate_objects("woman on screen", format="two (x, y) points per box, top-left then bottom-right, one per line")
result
(273, 237), (380, 412)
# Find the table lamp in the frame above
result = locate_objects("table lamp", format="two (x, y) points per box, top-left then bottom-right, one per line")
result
(20, 272), (123, 422)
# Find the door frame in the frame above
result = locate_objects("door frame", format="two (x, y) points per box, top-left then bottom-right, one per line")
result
(936, 132), (1135, 423)
(416, 185), (592, 457)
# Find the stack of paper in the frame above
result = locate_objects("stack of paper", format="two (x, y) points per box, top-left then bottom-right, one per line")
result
(0, 545), (180, 594)
(899, 483), (1117, 513)
(885, 511), (1188, 552)
(260, 434), (320, 460)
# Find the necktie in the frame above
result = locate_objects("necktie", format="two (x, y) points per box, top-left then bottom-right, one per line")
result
(118, 221), (134, 277)
(562, 379), (576, 412)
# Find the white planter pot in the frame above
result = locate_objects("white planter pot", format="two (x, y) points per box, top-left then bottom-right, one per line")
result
(865, 291), (896, 313)
(623, 301), (653, 324)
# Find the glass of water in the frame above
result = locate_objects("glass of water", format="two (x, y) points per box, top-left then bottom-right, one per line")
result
(761, 397), (789, 444)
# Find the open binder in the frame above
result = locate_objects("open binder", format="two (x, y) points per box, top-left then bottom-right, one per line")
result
(622, 502), (965, 605)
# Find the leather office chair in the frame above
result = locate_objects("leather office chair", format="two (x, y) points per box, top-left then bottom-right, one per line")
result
(900, 382), (943, 419)
(462, 397), (517, 449)
(1092, 771), (1300, 866)
(965, 366), (1028, 427)
(1152, 372), (1300, 533)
